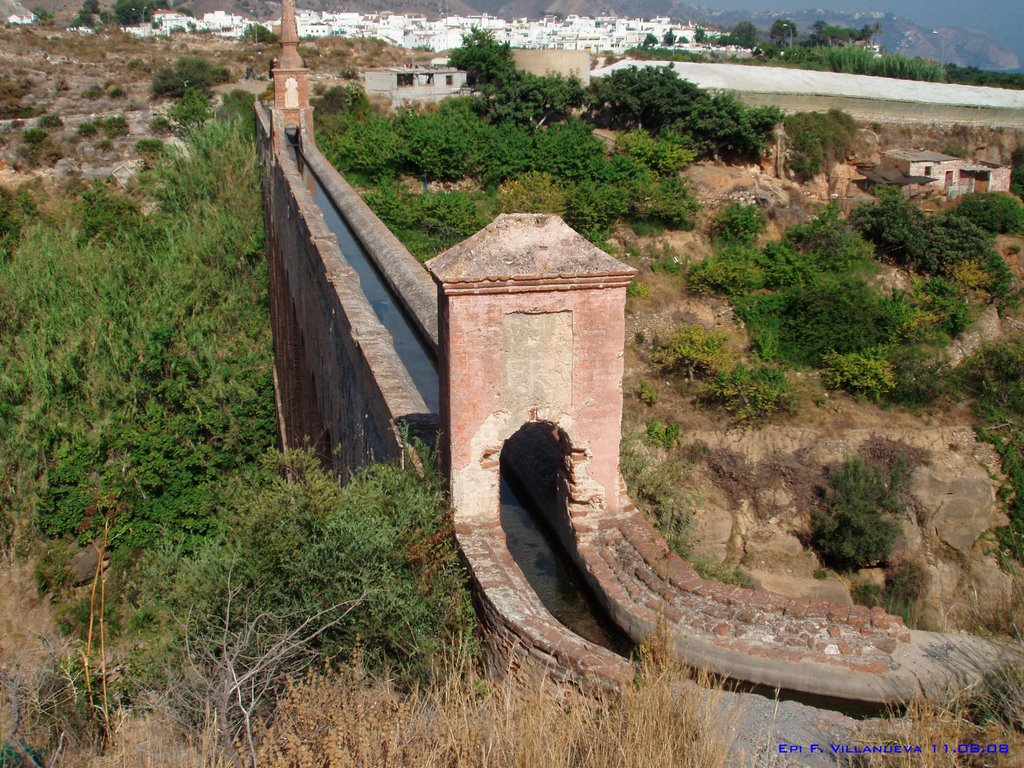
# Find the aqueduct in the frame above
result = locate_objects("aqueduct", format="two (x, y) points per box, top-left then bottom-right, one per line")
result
(259, 0), (1009, 704)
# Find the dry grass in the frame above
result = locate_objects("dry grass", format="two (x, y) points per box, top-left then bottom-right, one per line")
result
(254, 662), (734, 768)
(852, 694), (1024, 768)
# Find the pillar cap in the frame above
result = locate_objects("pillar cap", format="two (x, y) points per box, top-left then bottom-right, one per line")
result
(426, 214), (636, 295)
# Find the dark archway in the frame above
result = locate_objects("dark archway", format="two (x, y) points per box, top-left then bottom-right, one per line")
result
(499, 422), (630, 654)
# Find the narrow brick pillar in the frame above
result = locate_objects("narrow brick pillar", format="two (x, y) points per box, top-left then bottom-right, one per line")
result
(272, 0), (313, 140)
(426, 214), (636, 526)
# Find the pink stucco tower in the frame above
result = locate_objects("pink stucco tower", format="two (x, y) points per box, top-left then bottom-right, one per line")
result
(426, 214), (637, 527)
(272, 0), (313, 138)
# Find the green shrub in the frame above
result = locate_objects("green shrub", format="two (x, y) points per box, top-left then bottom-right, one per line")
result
(108, 86), (127, 99)
(781, 203), (873, 271)
(646, 419), (681, 448)
(758, 241), (815, 289)
(821, 349), (896, 401)
(312, 84), (370, 118)
(141, 453), (474, 684)
(711, 202), (765, 245)
(626, 280), (650, 299)
(737, 275), (898, 367)
(37, 113), (64, 130)
(497, 171), (567, 215)
(950, 193), (1024, 234)
(101, 115), (129, 138)
(686, 246), (764, 297)
(628, 175), (699, 230)
(784, 109), (857, 180)
(886, 345), (955, 408)
(76, 120), (99, 137)
(563, 180), (627, 243)
(811, 457), (904, 570)
(150, 116), (173, 136)
(169, 88), (212, 131)
(636, 380), (658, 406)
(217, 89), (256, 125)
(134, 138), (165, 168)
(21, 127), (48, 147)
(704, 364), (791, 423)
(615, 129), (696, 175)
(82, 84), (104, 100)
(652, 324), (732, 381)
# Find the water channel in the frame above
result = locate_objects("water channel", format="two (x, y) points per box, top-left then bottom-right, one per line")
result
(291, 144), (630, 658)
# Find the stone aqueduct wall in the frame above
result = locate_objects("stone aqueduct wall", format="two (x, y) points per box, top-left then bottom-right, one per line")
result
(259, 105), (430, 471)
(260, 104), (1004, 705)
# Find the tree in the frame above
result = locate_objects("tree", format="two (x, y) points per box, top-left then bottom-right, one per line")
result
(812, 457), (904, 570)
(770, 19), (797, 47)
(653, 324), (732, 381)
(31, 7), (54, 24)
(641, 32), (658, 49)
(479, 71), (586, 129)
(112, 0), (156, 25)
(729, 21), (759, 49)
(447, 28), (515, 85)
(850, 185), (927, 266)
(662, 29), (676, 47)
(694, 27), (707, 44)
(243, 24), (277, 43)
(152, 56), (230, 98)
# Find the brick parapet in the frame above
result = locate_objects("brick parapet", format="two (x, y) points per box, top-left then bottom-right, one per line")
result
(257, 104), (433, 470)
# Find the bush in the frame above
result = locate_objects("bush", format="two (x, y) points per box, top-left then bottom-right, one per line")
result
(950, 193), (1024, 234)
(615, 130), (696, 175)
(886, 345), (955, 408)
(101, 115), (129, 138)
(144, 453), (474, 684)
(636, 380), (658, 406)
(628, 176), (699, 230)
(82, 84), (104, 100)
(21, 127), (47, 148)
(497, 171), (567, 215)
(686, 246), (764, 297)
(152, 56), (230, 99)
(703, 364), (791, 423)
(811, 457), (905, 570)
(711, 203), (765, 245)
(821, 349), (896, 401)
(36, 113), (63, 130)
(783, 109), (857, 180)
(738, 274), (900, 367)
(108, 86), (127, 99)
(646, 419), (681, 448)
(781, 203), (873, 271)
(76, 120), (99, 138)
(169, 88), (212, 131)
(150, 116), (173, 136)
(652, 324), (732, 381)
(76, 182), (143, 244)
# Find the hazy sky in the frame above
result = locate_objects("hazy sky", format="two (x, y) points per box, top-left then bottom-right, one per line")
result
(698, 1), (1024, 63)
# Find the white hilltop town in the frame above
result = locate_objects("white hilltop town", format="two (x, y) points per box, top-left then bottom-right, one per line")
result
(7, 6), (752, 56)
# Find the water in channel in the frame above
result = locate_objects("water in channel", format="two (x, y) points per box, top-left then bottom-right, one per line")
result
(295, 147), (440, 413)
(289, 143), (628, 656)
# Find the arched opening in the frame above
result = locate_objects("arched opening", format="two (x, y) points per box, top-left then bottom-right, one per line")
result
(498, 422), (631, 655)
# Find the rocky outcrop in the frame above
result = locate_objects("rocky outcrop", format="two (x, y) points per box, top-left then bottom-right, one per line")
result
(686, 426), (1010, 631)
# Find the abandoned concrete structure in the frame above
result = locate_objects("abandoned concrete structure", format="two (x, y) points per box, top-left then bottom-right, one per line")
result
(862, 149), (1013, 197)
(363, 66), (468, 106)
(260, 9), (1011, 704)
